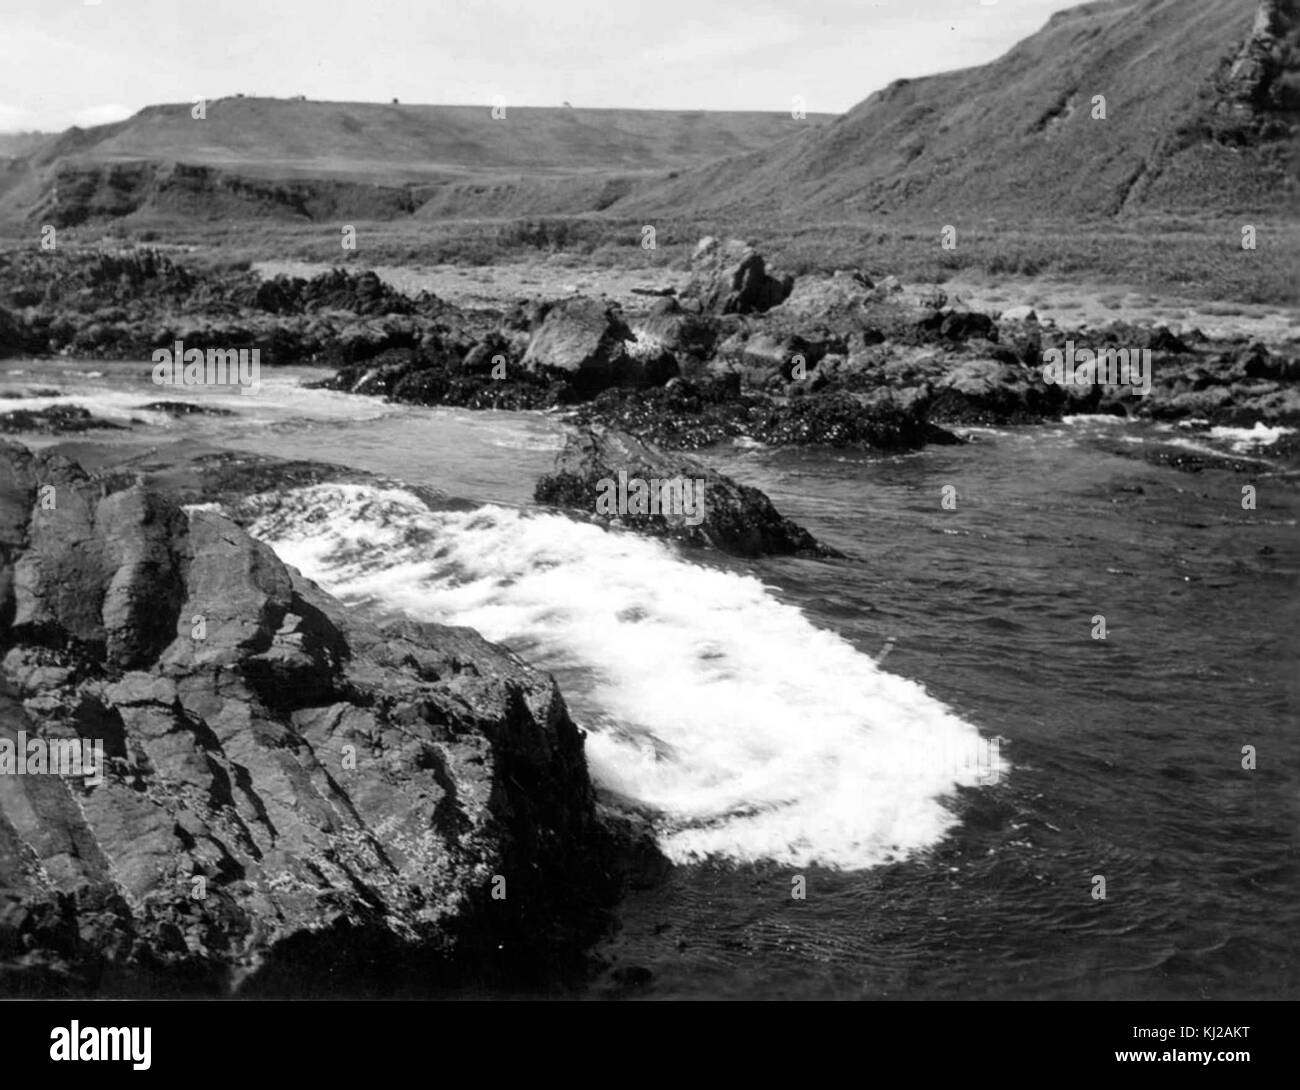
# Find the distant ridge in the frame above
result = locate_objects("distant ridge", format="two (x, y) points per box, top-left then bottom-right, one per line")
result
(0, 99), (832, 226)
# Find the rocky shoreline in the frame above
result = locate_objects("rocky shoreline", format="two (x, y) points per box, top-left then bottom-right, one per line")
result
(0, 440), (662, 996)
(1, 240), (1295, 455)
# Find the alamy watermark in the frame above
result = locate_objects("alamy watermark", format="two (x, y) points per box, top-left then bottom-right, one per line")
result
(595, 472), (706, 527)
(151, 340), (261, 395)
(50, 1022), (151, 1070)
(0, 733), (105, 786)
(1042, 341), (1151, 396)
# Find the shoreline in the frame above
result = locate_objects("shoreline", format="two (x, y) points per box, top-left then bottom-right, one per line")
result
(1, 242), (1296, 459)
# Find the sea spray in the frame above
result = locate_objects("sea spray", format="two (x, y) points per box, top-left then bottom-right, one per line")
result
(247, 483), (1006, 870)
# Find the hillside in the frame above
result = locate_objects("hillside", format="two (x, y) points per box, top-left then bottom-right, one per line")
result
(0, 133), (51, 159)
(0, 99), (831, 226)
(615, 0), (1299, 220)
(1, 0), (1294, 230)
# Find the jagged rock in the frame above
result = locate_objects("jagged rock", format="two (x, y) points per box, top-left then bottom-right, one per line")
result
(914, 308), (1000, 344)
(522, 296), (677, 392)
(0, 406), (128, 435)
(775, 274), (874, 322)
(634, 297), (719, 364)
(0, 306), (27, 358)
(737, 332), (838, 388)
(684, 237), (793, 315)
(534, 428), (841, 558)
(0, 442), (627, 996)
(928, 358), (1066, 424)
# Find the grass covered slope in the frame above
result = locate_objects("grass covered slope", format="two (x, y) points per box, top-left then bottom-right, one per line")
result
(25, 98), (831, 180)
(617, 0), (1299, 220)
(0, 99), (832, 225)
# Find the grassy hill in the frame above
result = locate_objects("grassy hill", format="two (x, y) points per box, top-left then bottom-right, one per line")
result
(3, 1), (1294, 229)
(0, 99), (832, 225)
(614, 0), (1299, 221)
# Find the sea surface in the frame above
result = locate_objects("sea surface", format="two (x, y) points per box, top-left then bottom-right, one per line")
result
(4, 360), (1297, 999)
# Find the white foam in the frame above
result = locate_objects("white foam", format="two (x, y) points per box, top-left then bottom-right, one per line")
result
(248, 484), (1004, 870)
(1063, 414), (1133, 426)
(1207, 422), (1294, 451)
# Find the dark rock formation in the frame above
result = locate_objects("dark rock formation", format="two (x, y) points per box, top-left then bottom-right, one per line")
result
(0, 441), (630, 996)
(5, 248), (1295, 440)
(571, 377), (958, 452)
(522, 296), (677, 393)
(535, 427), (842, 558)
(684, 237), (794, 315)
(0, 305), (30, 358)
(927, 358), (1068, 425)
(0, 405), (128, 435)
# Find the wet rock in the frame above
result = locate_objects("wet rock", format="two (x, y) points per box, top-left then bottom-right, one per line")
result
(0, 405), (127, 434)
(573, 379), (956, 452)
(0, 442), (631, 996)
(136, 402), (236, 417)
(534, 428), (841, 558)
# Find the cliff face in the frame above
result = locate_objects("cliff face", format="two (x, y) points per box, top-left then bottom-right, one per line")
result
(0, 442), (620, 996)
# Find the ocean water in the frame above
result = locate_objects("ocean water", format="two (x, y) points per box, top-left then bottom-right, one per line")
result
(3, 360), (1297, 999)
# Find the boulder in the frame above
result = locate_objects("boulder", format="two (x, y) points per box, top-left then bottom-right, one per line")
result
(522, 296), (677, 393)
(534, 428), (840, 558)
(684, 237), (793, 315)
(634, 297), (719, 362)
(0, 442), (628, 995)
(775, 274), (873, 322)
(928, 358), (1065, 424)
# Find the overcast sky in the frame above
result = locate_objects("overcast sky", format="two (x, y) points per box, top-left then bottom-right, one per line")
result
(2, 0), (1073, 132)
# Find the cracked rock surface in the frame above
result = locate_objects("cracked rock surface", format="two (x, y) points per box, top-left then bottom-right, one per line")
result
(0, 440), (623, 996)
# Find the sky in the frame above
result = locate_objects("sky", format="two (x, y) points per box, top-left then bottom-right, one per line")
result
(1, 0), (1074, 132)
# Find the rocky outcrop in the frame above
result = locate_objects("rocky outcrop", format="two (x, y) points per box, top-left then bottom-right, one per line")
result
(0, 305), (30, 358)
(534, 427), (842, 558)
(0, 252), (475, 367)
(572, 376), (959, 451)
(0, 405), (128, 435)
(4, 248), (1296, 446)
(772, 271), (875, 323)
(684, 237), (793, 315)
(243, 268), (447, 320)
(521, 296), (677, 393)
(0, 442), (627, 996)
(927, 358), (1068, 425)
